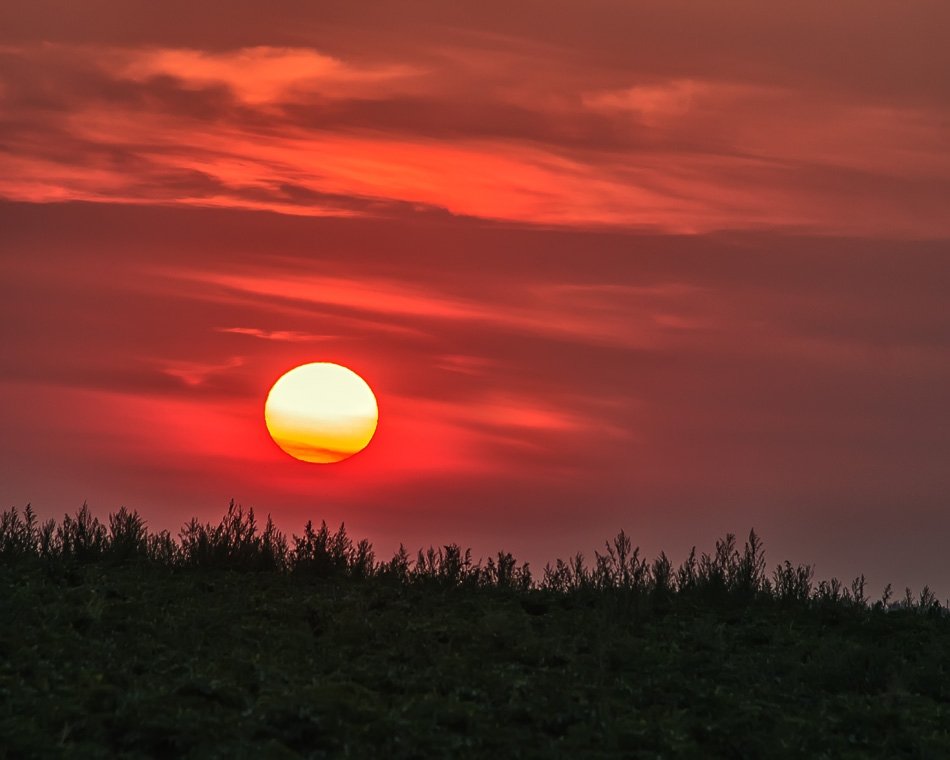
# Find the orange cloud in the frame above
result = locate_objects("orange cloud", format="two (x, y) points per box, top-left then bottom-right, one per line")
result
(1, 40), (947, 235)
(118, 46), (422, 104)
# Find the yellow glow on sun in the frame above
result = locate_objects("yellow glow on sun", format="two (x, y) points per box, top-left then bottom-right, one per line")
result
(264, 363), (378, 463)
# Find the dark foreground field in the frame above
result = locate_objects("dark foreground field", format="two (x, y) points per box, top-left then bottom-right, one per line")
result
(3, 504), (950, 758)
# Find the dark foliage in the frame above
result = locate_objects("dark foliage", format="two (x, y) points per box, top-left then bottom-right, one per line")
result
(291, 519), (370, 578)
(3, 503), (950, 757)
(2, 504), (941, 610)
(179, 500), (288, 571)
(3, 504), (943, 621)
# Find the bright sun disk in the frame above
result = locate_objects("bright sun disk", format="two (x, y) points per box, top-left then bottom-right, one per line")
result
(264, 362), (378, 463)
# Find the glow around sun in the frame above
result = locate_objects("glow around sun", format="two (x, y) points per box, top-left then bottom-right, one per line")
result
(264, 363), (378, 463)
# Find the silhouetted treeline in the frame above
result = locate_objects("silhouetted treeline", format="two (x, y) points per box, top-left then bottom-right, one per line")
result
(0, 501), (941, 612)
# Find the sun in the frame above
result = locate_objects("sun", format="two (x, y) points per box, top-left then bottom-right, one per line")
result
(264, 363), (378, 463)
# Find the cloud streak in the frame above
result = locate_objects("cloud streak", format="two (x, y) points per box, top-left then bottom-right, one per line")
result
(216, 327), (335, 342)
(1, 28), (948, 234)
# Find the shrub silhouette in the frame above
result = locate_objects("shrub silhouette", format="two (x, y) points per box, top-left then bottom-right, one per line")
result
(773, 559), (814, 603)
(651, 552), (674, 605)
(592, 529), (650, 591)
(57, 502), (107, 561)
(1, 501), (942, 615)
(482, 551), (532, 591)
(380, 543), (411, 582)
(676, 546), (698, 592)
(291, 520), (367, 577)
(107, 506), (149, 562)
(541, 553), (590, 593)
(147, 529), (179, 565)
(735, 529), (768, 597)
(0, 505), (40, 560)
(412, 544), (488, 587)
(180, 500), (287, 571)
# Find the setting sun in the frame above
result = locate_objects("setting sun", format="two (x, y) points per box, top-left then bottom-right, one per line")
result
(264, 363), (378, 463)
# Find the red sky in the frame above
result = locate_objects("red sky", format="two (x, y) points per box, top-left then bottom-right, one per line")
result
(2, 1), (949, 594)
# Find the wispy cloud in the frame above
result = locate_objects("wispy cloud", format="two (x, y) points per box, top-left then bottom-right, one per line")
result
(157, 356), (244, 387)
(0, 37), (947, 235)
(216, 326), (335, 342)
(175, 269), (708, 349)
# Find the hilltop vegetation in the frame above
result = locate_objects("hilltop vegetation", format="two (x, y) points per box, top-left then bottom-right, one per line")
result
(2, 502), (950, 758)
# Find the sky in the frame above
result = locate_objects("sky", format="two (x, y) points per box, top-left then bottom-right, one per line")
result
(2, 1), (949, 594)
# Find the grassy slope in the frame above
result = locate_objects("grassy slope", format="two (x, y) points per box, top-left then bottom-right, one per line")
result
(3, 563), (950, 759)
